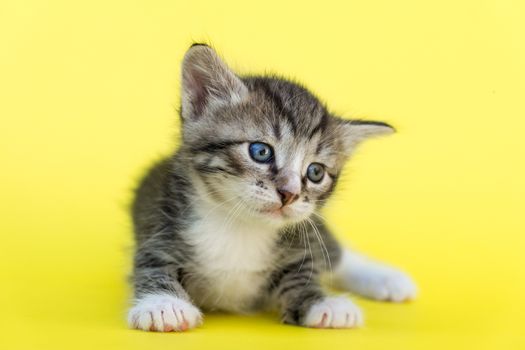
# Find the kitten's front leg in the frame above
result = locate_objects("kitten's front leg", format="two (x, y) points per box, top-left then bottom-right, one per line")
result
(272, 258), (363, 328)
(128, 245), (202, 332)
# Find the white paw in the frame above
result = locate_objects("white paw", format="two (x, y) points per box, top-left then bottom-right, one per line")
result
(303, 296), (363, 328)
(344, 265), (417, 302)
(128, 294), (203, 332)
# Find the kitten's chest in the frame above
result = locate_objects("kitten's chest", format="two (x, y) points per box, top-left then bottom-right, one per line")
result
(183, 209), (278, 312)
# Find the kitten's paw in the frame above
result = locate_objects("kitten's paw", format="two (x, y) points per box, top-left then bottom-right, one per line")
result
(128, 294), (202, 332)
(303, 296), (363, 329)
(343, 265), (417, 302)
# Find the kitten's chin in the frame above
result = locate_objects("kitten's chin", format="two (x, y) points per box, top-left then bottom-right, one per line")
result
(251, 205), (311, 227)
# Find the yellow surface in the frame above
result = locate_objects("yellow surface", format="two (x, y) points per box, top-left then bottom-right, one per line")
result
(1, 1), (524, 349)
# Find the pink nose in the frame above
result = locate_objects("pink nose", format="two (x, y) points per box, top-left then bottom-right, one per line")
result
(277, 188), (299, 206)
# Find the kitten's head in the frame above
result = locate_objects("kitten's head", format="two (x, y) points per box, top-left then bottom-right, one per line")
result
(180, 44), (393, 227)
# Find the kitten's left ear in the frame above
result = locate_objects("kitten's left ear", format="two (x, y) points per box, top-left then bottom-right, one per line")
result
(339, 119), (396, 150)
(180, 44), (248, 120)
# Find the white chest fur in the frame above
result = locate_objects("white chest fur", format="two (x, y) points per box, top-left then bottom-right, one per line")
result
(183, 202), (278, 312)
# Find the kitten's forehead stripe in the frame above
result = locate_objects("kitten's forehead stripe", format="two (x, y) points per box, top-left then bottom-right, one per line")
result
(250, 78), (298, 135)
(272, 121), (282, 140)
(309, 111), (329, 139)
(315, 140), (325, 155)
(242, 77), (332, 146)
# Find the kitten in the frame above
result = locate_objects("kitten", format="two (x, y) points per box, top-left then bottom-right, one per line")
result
(128, 44), (416, 331)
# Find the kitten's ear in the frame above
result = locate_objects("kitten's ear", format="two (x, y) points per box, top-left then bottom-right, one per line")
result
(339, 119), (395, 150)
(181, 44), (248, 120)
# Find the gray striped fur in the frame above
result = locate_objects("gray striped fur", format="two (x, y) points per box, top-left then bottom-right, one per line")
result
(130, 44), (394, 326)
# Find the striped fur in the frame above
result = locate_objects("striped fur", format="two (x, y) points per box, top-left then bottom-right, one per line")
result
(129, 44), (395, 330)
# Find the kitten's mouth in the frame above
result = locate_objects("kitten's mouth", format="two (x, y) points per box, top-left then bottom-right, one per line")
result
(259, 205), (292, 219)
(265, 208), (284, 217)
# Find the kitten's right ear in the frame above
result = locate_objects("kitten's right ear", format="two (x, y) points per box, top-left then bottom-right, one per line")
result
(181, 44), (248, 120)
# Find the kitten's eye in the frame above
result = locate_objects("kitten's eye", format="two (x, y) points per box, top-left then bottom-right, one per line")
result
(249, 142), (274, 163)
(306, 163), (325, 183)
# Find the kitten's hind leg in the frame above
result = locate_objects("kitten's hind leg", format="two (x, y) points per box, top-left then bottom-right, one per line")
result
(333, 250), (417, 302)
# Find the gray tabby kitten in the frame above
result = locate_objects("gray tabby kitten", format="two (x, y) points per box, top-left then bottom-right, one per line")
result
(128, 44), (416, 331)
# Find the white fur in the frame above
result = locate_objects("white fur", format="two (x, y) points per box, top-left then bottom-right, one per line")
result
(183, 199), (278, 312)
(128, 294), (202, 332)
(303, 296), (363, 328)
(334, 250), (417, 302)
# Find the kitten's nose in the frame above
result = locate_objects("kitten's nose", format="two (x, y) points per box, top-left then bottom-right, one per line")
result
(277, 189), (299, 206)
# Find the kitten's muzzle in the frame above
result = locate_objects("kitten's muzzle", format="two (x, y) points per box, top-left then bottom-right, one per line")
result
(277, 188), (299, 206)
(275, 172), (301, 207)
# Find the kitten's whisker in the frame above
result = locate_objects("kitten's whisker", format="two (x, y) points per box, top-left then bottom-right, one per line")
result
(310, 211), (348, 234)
(284, 225), (298, 250)
(297, 223), (308, 273)
(306, 217), (332, 285)
(298, 220), (314, 285)
(201, 195), (239, 221)
(226, 200), (244, 229)
(218, 199), (243, 235)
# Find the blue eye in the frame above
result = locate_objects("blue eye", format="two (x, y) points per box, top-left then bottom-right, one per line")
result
(307, 163), (325, 183)
(249, 142), (274, 163)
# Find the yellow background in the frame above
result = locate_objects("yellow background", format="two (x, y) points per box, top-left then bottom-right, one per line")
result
(1, 1), (524, 349)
